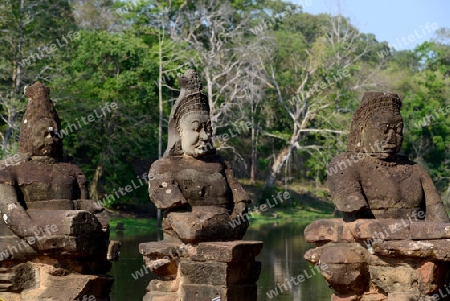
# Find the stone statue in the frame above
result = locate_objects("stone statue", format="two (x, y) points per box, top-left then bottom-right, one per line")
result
(148, 69), (249, 243)
(328, 91), (449, 222)
(304, 92), (450, 301)
(0, 82), (103, 247)
(0, 82), (117, 299)
(141, 69), (262, 301)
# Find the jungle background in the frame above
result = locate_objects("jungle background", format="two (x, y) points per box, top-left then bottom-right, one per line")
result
(1, 0), (449, 216)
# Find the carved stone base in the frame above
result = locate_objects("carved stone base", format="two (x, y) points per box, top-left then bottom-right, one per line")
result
(0, 210), (120, 300)
(139, 240), (263, 301)
(0, 263), (113, 300)
(304, 219), (450, 301)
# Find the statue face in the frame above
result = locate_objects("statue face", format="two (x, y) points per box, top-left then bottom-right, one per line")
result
(360, 111), (403, 159)
(31, 120), (60, 157)
(179, 113), (212, 157)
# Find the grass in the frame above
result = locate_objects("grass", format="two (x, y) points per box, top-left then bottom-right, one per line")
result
(109, 217), (159, 234)
(239, 179), (336, 222)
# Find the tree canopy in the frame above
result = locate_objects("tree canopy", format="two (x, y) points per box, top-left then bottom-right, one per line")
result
(0, 0), (448, 207)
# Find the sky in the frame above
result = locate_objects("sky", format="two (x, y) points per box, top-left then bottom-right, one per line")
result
(293, 0), (449, 50)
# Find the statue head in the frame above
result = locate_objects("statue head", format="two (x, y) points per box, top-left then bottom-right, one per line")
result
(164, 70), (213, 157)
(348, 92), (403, 161)
(19, 82), (63, 159)
(30, 118), (61, 157)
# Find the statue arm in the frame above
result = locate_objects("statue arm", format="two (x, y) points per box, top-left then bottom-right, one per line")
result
(73, 166), (89, 199)
(420, 168), (450, 222)
(148, 163), (188, 210)
(327, 154), (369, 214)
(0, 183), (44, 242)
(224, 161), (250, 219)
(71, 166), (104, 213)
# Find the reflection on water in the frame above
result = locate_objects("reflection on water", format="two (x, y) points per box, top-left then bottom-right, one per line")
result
(244, 221), (332, 301)
(109, 229), (159, 301)
(108, 219), (332, 301)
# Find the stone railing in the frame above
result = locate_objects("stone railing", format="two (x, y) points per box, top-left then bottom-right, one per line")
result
(304, 218), (450, 301)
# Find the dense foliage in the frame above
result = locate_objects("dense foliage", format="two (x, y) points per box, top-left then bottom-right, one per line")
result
(0, 0), (448, 207)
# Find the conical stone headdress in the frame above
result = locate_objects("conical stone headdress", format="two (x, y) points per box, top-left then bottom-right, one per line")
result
(164, 69), (211, 156)
(19, 82), (63, 159)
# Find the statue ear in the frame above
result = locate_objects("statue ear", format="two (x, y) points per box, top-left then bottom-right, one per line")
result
(355, 125), (365, 151)
(359, 125), (365, 138)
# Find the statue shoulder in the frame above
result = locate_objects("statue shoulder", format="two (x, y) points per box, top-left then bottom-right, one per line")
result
(396, 154), (424, 171)
(329, 152), (363, 167)
(150, 157), (174, 171)
(327, 152), (364, 179)
(149, 156), (188, 176)
(0, 153), (32, 183)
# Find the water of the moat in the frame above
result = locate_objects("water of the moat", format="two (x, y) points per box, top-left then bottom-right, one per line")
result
(108, 218), (332, 301)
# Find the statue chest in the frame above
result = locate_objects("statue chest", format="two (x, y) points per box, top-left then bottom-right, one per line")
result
(171, 159), (231, 207)
(359, 163), (423, 209)
(15, 162), (78, 203)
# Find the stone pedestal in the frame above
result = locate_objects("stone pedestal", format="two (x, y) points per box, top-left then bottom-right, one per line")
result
(0, 210), (120, 300)
(139, 240), (263, 301)
(304, 218), (450, 301)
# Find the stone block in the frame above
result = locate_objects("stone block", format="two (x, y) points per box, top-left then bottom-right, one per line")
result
(320, 244), (368, 264)
(369, 265), (418, 293)
(167, 208), (240, 243)
(148, 279), (180, 293)
(361, 293), (387, 301)
(20, 268), (113, 300)
(387, 292), (422, 301)
(139, 242), (187, 259)
(180, 260), (261, 285)
(349, 219), (410, 242)
(107, 240), (121, 261)
(143, 291), (180, 301)
(190, 241), (263, 262)
(417, 261), (438, 293)
(28, 210), (102, 235)
(181, 284), (257, 301)
(372, 240), (450, 261)
(26, 199), (74, 210)
(143, 257), (178, 279)
(304, 219), (345, 243)
(317, 244), (369, 294)
(323, 262), (368, 294)
(0, 293), (21, 300)
(41, 233), (108, 256)
(410, 222), (450, 240)
(342, 222), (356, 242)
(0, 241), (35, 260)
(303, 245), (324, 264)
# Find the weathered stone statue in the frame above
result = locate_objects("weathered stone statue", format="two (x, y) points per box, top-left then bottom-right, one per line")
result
(304, 92), (450, 301)
(0, 82), (118, 300)
(148, 69), (249, 243)
(328, 91), (449, 222)
(140, 69), (262, 301)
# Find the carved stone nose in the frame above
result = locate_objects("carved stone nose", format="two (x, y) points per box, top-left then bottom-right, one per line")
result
(386, 128), (396, 143)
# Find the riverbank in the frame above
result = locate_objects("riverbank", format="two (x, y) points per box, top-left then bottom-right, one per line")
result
(106, 179), (336, 221)
(240, 179), (336, 219)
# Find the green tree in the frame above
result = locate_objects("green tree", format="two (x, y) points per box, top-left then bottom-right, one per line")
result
(259, 11), (384, 188)
(51, 30), (159, 204)
(400, 41), (450, 196)
(0, 0), (76, 155)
